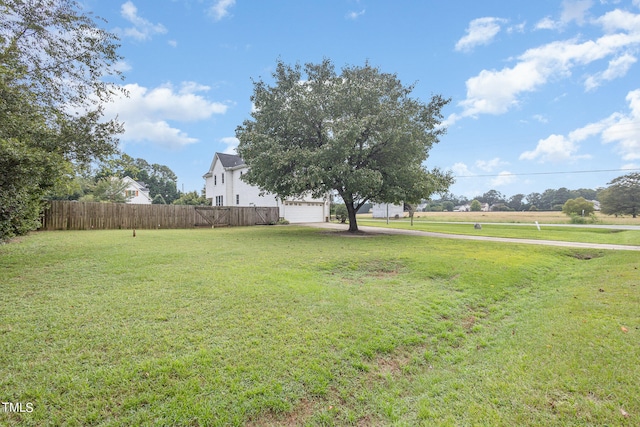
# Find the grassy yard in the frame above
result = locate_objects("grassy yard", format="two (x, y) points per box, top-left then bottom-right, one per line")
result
(1, 227), (638, 426)
(356, 220), (640, 246)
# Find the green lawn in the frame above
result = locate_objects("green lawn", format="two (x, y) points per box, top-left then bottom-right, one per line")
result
(357, 219), (640, 246)
(1, 227), (638, 426)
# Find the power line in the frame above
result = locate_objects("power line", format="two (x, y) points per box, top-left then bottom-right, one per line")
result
(454, 168), (640, 178)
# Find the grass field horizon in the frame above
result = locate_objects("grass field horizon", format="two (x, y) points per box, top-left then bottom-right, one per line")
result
(1, 227), (638, 426)
(358, 210), (640, 225)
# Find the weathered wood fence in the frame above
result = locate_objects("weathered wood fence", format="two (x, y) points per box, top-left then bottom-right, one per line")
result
(40, 201), (279, 230)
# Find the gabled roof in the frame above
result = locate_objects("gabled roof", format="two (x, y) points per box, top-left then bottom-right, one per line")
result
(122, 176), (149, 193)
(203, 152), (247, 178)
(216, 152), (245, 168)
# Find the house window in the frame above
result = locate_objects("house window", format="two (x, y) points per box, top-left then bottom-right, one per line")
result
(221, 173), (225, 184)
(236, 194), (239, 205)
(214, 175), (217, 185)
(215, 195), (223, 206)
(125, 190), (138, 198)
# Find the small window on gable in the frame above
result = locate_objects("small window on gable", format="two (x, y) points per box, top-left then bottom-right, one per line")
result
(214, 175), (217, 185)
(222, 173), (225, 184)
(236, 194), (239, 205)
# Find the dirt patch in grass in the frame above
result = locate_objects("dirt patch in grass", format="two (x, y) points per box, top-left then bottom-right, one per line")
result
(247, 398), (315, 427)
(567, 251), (605, 260)
(318, 259), (405, 283)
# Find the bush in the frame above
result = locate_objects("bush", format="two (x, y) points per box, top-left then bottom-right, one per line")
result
(335, 204), (348, 223)
(569, 213), (598, 224)
(562, 197), (595, 217)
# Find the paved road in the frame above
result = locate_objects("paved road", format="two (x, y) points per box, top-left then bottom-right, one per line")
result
(301, 222), (640, 251)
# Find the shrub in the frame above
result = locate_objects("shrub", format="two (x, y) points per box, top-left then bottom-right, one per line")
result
(335, 204), (348, 223)
(562, 197), (595, 217)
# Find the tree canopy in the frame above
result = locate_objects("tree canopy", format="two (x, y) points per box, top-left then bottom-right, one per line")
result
(598, 172), (640, 218)
(236, 59), (453, 231)
(562, 197), (595, 217)
(0, 0), (124, 240)
(95, 154), (179, 203)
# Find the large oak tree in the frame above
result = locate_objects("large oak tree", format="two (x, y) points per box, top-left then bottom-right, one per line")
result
(599, 172), (640, 218)
(236, 59), (453, 232)
(0, 0), (124, 240)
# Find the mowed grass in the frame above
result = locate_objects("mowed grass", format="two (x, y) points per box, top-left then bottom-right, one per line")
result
(1, 227), (638, 426)
(357, 220), (640, 246)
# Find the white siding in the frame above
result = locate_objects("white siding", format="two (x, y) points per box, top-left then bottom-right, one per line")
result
(203, 152), (330, 222)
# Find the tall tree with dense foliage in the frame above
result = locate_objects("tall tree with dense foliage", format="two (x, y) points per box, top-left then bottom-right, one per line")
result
(562, 197), (594, 217)
(0, 0), (124, 240)
(236, 59), (452, 232)
(599, 172), (640, 218)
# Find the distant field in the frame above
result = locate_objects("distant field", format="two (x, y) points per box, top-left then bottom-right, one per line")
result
(359, 210), (639, 225)
(1, 227), (638, 426)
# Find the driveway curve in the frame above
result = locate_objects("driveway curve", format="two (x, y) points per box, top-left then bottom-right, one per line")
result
(300, 222), (640, 251)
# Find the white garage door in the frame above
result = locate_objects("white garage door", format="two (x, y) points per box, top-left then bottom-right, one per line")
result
(282, 202), (324, 223)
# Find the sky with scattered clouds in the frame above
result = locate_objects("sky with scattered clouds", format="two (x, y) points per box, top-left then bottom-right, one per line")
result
(86, 0), (640, 198)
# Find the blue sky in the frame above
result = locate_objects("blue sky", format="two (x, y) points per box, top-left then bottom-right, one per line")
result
(86, 0), (640, 198)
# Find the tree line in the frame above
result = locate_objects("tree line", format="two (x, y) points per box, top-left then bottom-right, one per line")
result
(423, 173), (639, 218)
(427, 187), (598, 212)
(47, 153), (208, 206)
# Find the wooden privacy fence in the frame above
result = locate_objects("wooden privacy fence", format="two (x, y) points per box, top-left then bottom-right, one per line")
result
(40, 201), (279, 230)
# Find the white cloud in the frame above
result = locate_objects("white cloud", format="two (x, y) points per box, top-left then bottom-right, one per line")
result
(346, 9), (366, 20)
(475, 157), (508, 172)
(104, 82), (228, 149)
(119, 1), (167, 41)
(455, 17), (507, 52)
(583, 53), (637, 90)
(561, 0), (593, 25)
(209, 0), (236, 21)
(595, 8), (640, 32)
(220, 137), (239, 154)
(535, 17), (557, 30)
(451, 162), (474, 177)
(600, 89), (640, 160)
(535, 0), (594, 30)
(491, 171), (517, 187)
(453, 8), (640, 120)
(519, 134), (592, 162)
(113, 60), (132, 73)
(521, 88), (640, 163)
(533, 114), (549, 123)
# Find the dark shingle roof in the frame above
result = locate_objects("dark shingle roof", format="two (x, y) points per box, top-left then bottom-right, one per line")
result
(216, 152), (245, 168)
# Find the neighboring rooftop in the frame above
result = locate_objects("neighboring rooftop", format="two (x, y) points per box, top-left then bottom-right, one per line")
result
(217, 152), (245, 169)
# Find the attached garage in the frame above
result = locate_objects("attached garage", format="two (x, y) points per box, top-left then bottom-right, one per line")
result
(204, 153), (330, 223)
(280, 201), (326, 223)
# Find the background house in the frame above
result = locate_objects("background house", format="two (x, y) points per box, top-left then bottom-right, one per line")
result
(203, 152), (330, 223)
(122, 176), (152, 204)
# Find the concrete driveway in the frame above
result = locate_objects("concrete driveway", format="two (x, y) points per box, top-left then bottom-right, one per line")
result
(301, 222), (640, 251)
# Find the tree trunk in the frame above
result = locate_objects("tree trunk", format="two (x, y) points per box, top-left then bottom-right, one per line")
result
(346, 202), (358, 232)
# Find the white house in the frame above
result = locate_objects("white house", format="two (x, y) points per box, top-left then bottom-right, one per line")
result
(203, 152), (330, 223)
(372, 203), (405, 218)
(122, 176), (152, 204)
